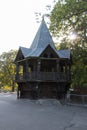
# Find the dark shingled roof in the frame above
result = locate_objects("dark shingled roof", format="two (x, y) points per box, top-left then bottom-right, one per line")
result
(17, 19), (71, 59)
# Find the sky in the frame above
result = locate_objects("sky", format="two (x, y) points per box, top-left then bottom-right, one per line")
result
(0, 0), (54, 54)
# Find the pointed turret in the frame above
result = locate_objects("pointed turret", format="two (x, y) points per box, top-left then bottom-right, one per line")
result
(15, 18), (71, 59)
(30, 18), (55, 50)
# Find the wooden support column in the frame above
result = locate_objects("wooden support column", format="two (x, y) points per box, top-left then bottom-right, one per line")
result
(68, 64), (71, 78)
(56, 59), (60, 72)
(16, 62), (19, 73)
(24, 60), (29, 80)
(33, 61), (36, 71)
(25, 60), (28, 72)
(17, 84), (20, 99)
(15, 62), (19, 79)
(65, 63), (67, 73)
(37, 59), (41, 72)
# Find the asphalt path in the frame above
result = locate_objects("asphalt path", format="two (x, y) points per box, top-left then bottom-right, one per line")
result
(0, 93), (87, 130)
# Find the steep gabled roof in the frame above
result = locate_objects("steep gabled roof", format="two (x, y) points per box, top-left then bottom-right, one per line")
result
(15, 19), (71, 62)
(57, 49), (71, 59)
(19, 47), (31, 58)
(29, 44), (58, 58)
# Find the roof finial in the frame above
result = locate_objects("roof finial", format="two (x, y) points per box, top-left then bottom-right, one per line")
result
(42, 15), (45, 21)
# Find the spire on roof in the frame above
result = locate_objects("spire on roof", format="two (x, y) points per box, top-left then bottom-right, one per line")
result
(30, 18), (55, 50)
(42, 15), (45, 21)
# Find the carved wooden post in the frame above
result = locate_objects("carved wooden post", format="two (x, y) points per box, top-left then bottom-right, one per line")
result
(33, 61), (36, 71)
(65, 63), (67, 73)
(37, 59), (41, 72)
(68, 64), (71, 80)
(37, 59), (41, 81)
(17, 84), (21, 99)
(25, 60), (28, 72)
(56, 59), (60, 72)
(25, 60), (28, 80)
(56, 59), (60, 80)
(16, 62), (19, 80)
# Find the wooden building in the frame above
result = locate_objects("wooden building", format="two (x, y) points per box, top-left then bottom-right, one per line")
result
(14, 19), (71, 99)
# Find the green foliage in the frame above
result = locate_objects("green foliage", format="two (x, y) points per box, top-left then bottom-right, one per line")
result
(71, 42), (87, 87)
(1, 86), (12, 92)
(50, 0), (87, 88)
(50, 0), (87, 38)
(0, 50), (17, 91)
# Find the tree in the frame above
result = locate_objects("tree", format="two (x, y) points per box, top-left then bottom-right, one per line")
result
(0, 50), (17, 92)
(50, 0), (87, 88)
(50, 0), (87, 41)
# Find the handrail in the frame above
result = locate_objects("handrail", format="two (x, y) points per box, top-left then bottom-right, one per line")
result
(15, 71), (70, 82)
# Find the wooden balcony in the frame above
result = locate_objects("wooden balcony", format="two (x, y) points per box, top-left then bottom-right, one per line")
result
(15, 71), (71, 82)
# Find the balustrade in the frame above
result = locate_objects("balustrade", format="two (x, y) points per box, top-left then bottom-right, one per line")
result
(15, 71), (70, 82)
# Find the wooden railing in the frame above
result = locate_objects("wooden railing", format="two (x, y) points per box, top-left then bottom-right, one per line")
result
(15, 71), (71, 82)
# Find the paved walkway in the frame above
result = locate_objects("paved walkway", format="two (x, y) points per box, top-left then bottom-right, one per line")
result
(0, 93), (87, 130)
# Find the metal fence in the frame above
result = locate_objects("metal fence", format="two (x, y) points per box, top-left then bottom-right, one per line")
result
(65, 94), (87, 106)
